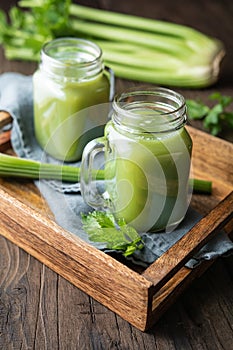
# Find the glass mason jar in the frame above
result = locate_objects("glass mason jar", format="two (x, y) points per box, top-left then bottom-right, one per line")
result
(33, 37), (113, 162)
(80, 87), (193, 233)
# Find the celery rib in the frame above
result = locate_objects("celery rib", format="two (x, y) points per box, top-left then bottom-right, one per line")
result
(69, 4), (207, 41)
(0, 153), (80, 182)
(70, 19), (192, 56)
(104, 62), (218, 88)
(0, 153), (212, 194)
(69, 4), (222, 54)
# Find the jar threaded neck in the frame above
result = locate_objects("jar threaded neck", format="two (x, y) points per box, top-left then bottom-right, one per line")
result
(112, 87), (187, 134)
(40, 37), (104, 82)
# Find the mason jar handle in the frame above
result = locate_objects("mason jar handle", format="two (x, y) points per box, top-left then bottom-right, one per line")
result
(80, 137), (111, 210)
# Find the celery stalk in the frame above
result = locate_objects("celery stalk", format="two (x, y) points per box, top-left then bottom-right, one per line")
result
(0, 153), (212, 194)
(69, 4), (210, 42)
(1, 1), (225, 87)
(69, 3), (221, 57)
(67, 6), (224, 87)
(103, 61), (217, 87)
(189, 178), (212, 194)
(70, 20), (192, 57)
(0, 153), (80, 182)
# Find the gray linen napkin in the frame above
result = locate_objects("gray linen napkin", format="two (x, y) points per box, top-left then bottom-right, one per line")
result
(1, 72), (233, 268)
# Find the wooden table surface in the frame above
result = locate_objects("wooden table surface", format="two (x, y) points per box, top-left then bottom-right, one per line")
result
(0, 0), (233, 349)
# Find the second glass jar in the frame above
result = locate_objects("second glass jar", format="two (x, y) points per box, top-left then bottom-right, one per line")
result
(33, 37), (112, 162)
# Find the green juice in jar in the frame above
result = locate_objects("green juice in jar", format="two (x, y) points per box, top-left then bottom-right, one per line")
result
(104, 119), (192, 232)
(33, 38), (111, 162)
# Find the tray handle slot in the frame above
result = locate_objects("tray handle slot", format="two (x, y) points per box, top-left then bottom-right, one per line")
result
(0, 111), (12, 152)
(142, 191), (233, 293)
(0, 111), (12, 129)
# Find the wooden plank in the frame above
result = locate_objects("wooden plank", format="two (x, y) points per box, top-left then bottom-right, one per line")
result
(145, 259), (215, 329)
(187, 126), (233, 189)
(142, 191), (233, 292)
(0, 186), (152, 331)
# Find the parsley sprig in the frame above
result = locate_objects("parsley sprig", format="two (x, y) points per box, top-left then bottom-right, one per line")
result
(186, 92), (233, 136)
(81, 211), (144, 257)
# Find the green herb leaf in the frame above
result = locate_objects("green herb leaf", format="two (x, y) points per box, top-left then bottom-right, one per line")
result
(223, 112), (233, 128)
(186, 99), (210, 119)
(81, 211), (144, 257)
(186, 92), (233, 135)
(209, 92), (233, 108)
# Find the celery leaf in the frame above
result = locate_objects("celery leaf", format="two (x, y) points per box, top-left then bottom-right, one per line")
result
(81, 211), (144, 257)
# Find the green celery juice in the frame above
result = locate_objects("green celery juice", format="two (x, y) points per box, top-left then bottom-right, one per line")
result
(33, 71), (110, 161)
(104, 116), (192, 232)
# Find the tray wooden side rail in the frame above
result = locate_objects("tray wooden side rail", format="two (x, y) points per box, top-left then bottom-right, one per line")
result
(144, 191), (233, 328)
(0, 111), (233, 331)
(143, 191), (233, 292)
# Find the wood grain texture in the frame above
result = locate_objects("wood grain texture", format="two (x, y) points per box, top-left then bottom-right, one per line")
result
(143, 192), (233, 289)
(0, 129), (11, 152)
(1, 0), (233, 347)
(0, 186), (153, 331)
(1, 238), (233, 348)
(0, 117), (232, 332)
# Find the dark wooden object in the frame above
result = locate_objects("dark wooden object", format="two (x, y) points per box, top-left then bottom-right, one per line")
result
(0, 110), (233, 332)
(1, 0), (233, 348)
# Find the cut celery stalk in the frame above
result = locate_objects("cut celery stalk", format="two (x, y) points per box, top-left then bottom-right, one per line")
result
(0, 153), (212, 194)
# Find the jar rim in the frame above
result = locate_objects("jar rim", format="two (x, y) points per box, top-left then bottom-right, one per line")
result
(112, 87), (187, 133)
(113, 86), (186, 115)
(40, 37), (104, 81)
(42, 37), (102, 65)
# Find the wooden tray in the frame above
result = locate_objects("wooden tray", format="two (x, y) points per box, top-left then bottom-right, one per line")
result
(0, 111), (233, 331)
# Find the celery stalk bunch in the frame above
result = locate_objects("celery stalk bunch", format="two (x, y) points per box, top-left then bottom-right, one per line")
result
(0, 0), (225, 88)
